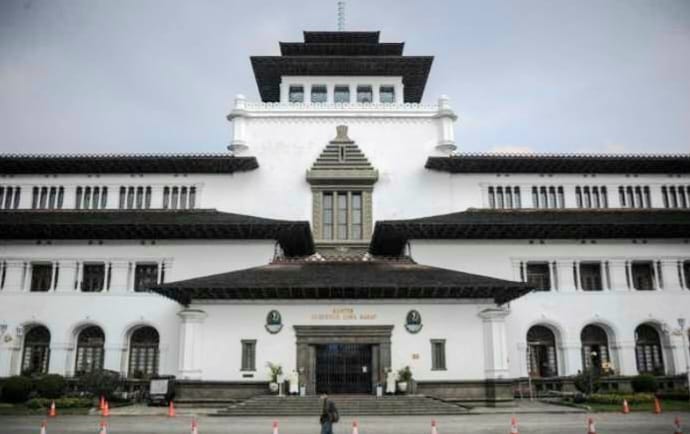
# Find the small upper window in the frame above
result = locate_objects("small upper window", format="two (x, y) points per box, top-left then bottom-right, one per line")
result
(357, 86), (373, 103)
(334, 86), (350, 103)
(526, 262), (551, 291)
(580, 263), (603, 291)
(288, 86), (304, 103)
(380, 86), (395, 103)
(311, 85), (327, 103)
(632, 262), (655, 291)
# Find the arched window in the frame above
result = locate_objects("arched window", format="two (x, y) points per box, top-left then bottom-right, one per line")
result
(128, 327), (160, 378)
(75, 326), (105, 375)
(581, 325), (609, 371)
(635, 324), (664, 374)
(527, 325), (558, 378)
(21, 326), (50, 375)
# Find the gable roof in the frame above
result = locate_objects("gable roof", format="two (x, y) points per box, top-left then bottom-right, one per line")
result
(0, 209), (314, 257)
(307, 125), (378, 185)
(0, 154), (258, 175)
(151, 257), (531, 306)
(426, 154), (690, 174)
(370, 209), (690, 256)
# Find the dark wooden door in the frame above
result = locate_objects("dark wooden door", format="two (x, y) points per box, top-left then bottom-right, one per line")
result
(315, 344), (372, 394)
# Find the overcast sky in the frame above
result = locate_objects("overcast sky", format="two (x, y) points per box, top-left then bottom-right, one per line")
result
(0, 0), (688, 155)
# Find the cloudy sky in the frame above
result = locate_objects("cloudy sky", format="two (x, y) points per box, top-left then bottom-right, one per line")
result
(0, 0), (688, 155)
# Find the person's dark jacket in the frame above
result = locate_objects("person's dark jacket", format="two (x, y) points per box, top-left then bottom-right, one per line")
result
(320, 400), (338, 424)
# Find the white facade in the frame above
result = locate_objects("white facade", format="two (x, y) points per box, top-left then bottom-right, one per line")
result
(1, 29), (689, 400)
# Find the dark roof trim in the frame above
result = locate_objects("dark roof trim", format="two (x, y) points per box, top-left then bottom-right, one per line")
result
(151, 259), (531, 306)
(0, 209), (314, 257)
(279, 42), (405, 56)
(250, 56), (433, 103)
(0, 154), (259, 175)
(303, 31), (380, 44)
(370, 209), (690, 256)
(426, 154), (690, 174)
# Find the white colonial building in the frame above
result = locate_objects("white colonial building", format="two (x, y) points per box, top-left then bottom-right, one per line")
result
(0, 30), (689, 406)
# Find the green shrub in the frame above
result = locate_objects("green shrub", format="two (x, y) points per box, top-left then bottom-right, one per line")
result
(588, 393), (655, 405)
(26, 397), (93, 409)
(657, 390), (690, 401)
(631, 374), (658, 393)
(78, 370), (123, 401)
(574, 369), (601, 395)
(35, 374), (66, 399)
(1, 376), (33, 403)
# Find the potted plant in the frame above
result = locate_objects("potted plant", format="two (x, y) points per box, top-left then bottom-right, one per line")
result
(397, 366), (413, 393)
(266, 362), (283, 393)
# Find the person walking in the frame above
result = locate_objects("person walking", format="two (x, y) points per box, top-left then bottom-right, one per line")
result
(320, 394), (339, 434)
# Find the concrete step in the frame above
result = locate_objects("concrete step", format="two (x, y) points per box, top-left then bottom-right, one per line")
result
(213, 395), (468, 417)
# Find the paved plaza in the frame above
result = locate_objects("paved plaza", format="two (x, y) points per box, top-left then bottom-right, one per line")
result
(0, 413), (686, 434)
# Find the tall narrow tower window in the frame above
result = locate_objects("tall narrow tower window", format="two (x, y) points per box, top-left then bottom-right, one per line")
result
(334, 86), (350, 103)
(356, 86), (373, 103)
(380, 86), (395, 103)
(288, 86), (304, 103)
(311, 85), (327, 103)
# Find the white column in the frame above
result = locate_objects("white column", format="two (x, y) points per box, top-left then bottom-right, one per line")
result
(279, 81), (287, 103)
(397, 84), (405, 104)
(556, 260), (576, 292)
(228, 94), (248, 149)
(55, 260), (78, 292)
(104, 345), (126, 375)
(178, 309), (208, 380)
(109, 261), (130, 293)
(478, 308), (510, 379)
(437, 95), (457, 148)
(48, 343), (73, 376)
(573, 260), (581, 291)
(326, 83), (335, 104)
(22, 262), (32, 291)
(372, 85), (380, 104)
(668, 334), (687, 375)
(304, 85), (312, 105)
(516, 343), (528, 377)
(2, 260), (26, 292)
(661, 260), (683, 291)
(349, 84), (356, 103)
(653, 261), (662, 290)
(612, 341), (638, 376)
(608, 259), (628, 291)
(50, 261), (58, 291)
(560, 341), (583, 376)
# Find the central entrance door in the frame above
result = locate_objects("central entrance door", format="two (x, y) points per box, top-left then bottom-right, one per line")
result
(315, 344), (372, 394)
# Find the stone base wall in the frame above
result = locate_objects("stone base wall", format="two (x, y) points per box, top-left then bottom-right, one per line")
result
(416, 379), (515, 407)
(175, 380), (270, 403)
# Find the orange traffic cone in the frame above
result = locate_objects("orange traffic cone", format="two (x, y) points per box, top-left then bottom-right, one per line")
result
(48, 401), (56, 417)
(587, 417), (596, 434)
(352, 420), (359, 434)
(273, 421), (279, 434)
(191, 418), (199, 434)
(622, 399), (630, 414)
(98, 420), (107, 434)
(168, 400), (176, 417)
(654, 397), (662, 414)
(101, 401), (109, 417)
(510, 416), (519, 434)
(431, 419), (438, 434)
(39, 420), (47, 434)
(675, 416), (683, 434)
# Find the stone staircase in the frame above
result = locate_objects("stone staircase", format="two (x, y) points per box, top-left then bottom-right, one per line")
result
(214, 394), (468, 416)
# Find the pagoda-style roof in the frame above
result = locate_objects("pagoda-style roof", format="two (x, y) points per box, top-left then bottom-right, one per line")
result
(0, 154), (259, 175)
(251, 31), (433, 103)
(0, 209), (314, 257)
(150, 256), (531, 306)
(370, 209), (690, 256)
(425, 154), (690, 174)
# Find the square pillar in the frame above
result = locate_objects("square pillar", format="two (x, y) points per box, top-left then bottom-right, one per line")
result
(48, 343), (73, 376)
(556, 260), (576, 292)
(608, 260), (629, 291)
(479, 308), (511, 379)
(560, 342), (583, 376)
(661, 260), (683, 291)
(55, 261), (78, 292)
(177, 309), (208, 380)
(612, 342), (638, 376)
(2, 260), (26, 292)
(109, 261), (130, 293)
(104, 346), (125, 375)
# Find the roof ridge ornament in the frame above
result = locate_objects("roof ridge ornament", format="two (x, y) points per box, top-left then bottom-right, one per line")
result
(333, 125), (353, 143)
(337, 1), (346, 31)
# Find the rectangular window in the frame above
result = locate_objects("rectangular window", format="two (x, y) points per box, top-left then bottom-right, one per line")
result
(134, 264), (159, 292)
(119, 187), (126, 209)
(580, 263), (603, 291)
(241, 340), (256, 371)
(30, 264), (53, 292)
(337, 192), (348, 240)
(380, 86), (395, 103)
(351, 193), (363, 240)
(334, 85), (350, 103)
(431, 340), (446, 371)
(311, 85), (327, 103)
(526, 263), (551, 291)
(684, 261), (690, 290)
(189, 187), (196, 209)
(323, 192), (333, 240)
(632, 262), (655, 291)
(357, 85), (373, 103)
(81, 263), (105, 292)
(488, 187), (496, 208)
(288, 85), (304, 103)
